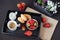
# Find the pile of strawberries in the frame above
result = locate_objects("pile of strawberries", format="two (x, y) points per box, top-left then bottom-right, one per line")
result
(27, 19), (37, 29)
(17, 2), (26, 11)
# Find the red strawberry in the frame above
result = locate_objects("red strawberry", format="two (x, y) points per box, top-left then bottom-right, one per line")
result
(29, 20), (34, 25)
(17, 2), (26, 11)
(21, 2), (26, 7)
(42, 18), (46, 23)
(24, 31), (32, 37)
(43, 23), (51, 28)
(27, 21), (30, 24)
(30, 25), (35, 29)
(22, 26), (26, 31)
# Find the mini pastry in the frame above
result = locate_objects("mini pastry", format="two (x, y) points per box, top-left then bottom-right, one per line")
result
(17, 17), (25, 23)
(21, 14), (27, 21)
(24, 14), (31, 20)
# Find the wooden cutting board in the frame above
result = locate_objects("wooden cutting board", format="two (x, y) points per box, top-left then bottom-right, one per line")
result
(25, 7), (58, 40)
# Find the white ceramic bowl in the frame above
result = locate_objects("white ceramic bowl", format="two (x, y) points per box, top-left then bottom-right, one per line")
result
(26, 19), (38, 30)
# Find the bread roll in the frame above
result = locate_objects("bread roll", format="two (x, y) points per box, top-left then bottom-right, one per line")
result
(18, 17), (25, 23)
(24, 14), (31, 20)
(21, 14), (27, 21)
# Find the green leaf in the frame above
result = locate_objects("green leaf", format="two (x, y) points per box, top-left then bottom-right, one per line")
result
(37, 0), (42, 4)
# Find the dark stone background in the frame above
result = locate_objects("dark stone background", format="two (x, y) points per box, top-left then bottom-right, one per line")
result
(0, 0), (60, 40)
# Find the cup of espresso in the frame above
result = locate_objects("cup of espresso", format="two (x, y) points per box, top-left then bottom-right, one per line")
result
(7, 21), (20, 31)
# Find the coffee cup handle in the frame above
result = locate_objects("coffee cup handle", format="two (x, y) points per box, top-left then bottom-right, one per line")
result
(17, 24), (20, 27)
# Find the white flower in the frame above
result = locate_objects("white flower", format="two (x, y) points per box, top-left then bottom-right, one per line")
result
(47, 0), (54, 7)
(50, 4), (57, 11)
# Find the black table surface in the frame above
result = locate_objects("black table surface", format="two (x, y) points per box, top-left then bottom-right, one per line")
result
(0, 0), (60, 40)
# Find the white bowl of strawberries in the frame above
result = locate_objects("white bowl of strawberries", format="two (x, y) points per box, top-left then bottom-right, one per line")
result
(26, 19), (38, 30)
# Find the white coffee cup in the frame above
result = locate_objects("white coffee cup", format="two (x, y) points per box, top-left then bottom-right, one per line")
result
(7, 21), (20, 31)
